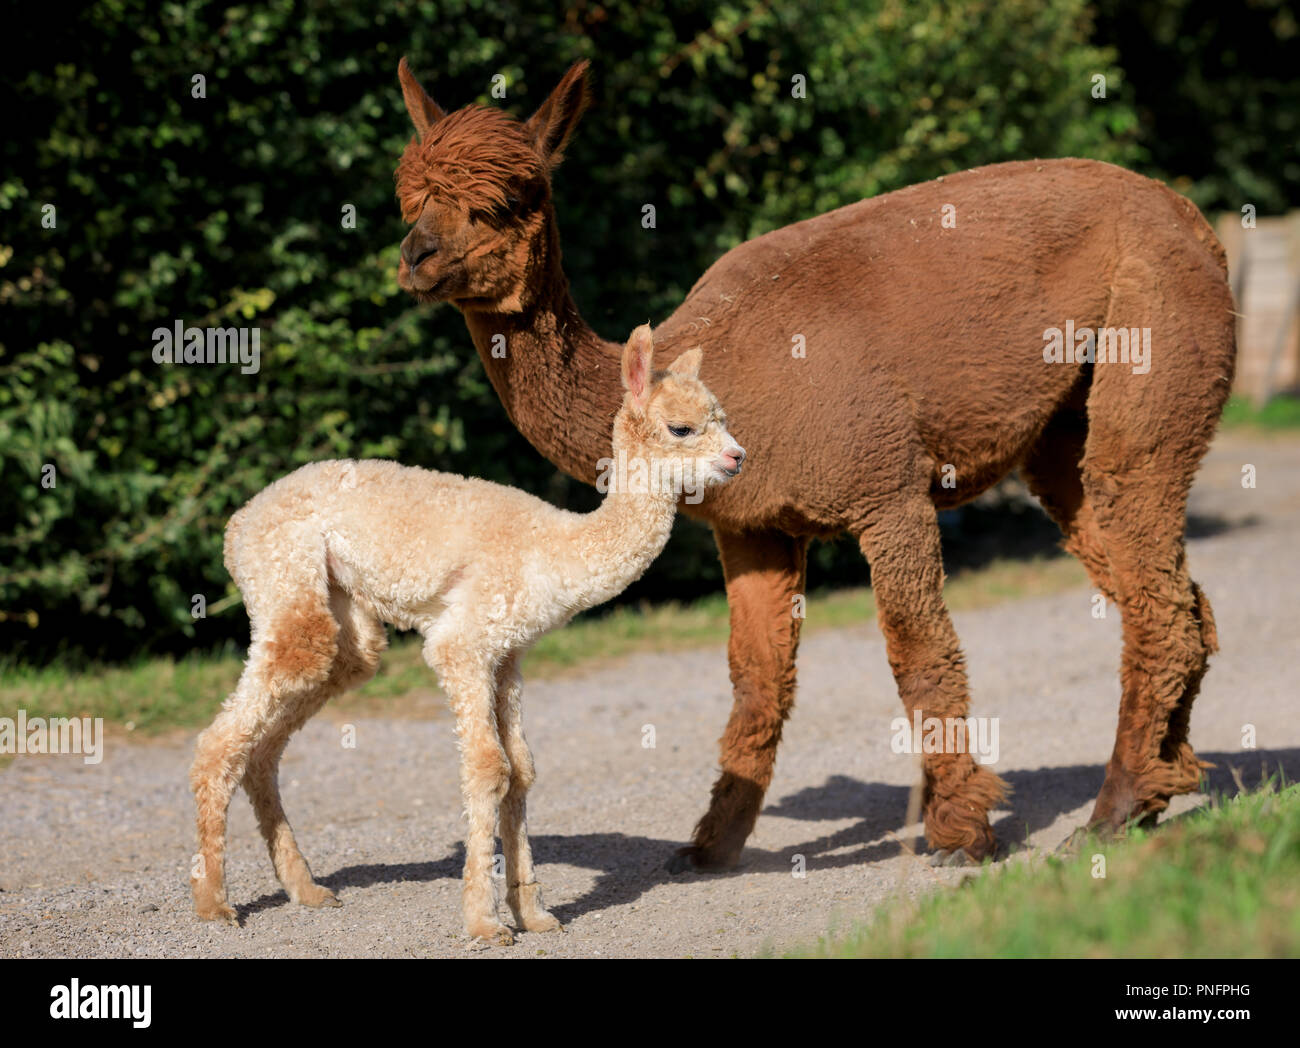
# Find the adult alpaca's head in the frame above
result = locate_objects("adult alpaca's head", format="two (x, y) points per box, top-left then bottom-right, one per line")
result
(394, 57), (590, 313)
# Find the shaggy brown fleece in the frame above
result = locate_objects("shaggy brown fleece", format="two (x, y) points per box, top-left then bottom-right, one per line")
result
(392, 58), (1236, 867)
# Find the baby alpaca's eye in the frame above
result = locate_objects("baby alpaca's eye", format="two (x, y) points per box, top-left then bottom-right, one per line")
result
(667, 424), (692, 438)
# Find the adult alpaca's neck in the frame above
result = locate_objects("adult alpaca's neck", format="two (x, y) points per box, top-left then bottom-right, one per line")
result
(461, 223), (623, 486)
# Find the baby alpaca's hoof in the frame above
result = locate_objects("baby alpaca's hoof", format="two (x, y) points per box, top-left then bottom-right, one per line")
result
(296, 884), (341, 909)
(468, 921), (515, 947)
(520, 911), (562, 934)
(509, 883), (562, 932)
(195, 902), (239, 926)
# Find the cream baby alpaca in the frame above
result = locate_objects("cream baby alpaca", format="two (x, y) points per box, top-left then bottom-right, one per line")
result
(189, 325), (745, 944)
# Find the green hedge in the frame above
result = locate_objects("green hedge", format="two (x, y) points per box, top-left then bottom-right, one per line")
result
(0, 0), (1275, 661)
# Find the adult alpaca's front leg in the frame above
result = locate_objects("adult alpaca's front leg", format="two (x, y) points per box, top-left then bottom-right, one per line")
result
(857, 494), (1005, 860)
(672, 528), (809, 871)
(429, 640), (515, 945)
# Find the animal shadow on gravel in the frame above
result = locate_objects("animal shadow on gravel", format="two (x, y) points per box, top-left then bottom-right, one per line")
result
(1184, 511), (1260, 540)
(236, 850), (469, 921)
(766, 749), (1299, 862)
(234, 749), (1296, 924)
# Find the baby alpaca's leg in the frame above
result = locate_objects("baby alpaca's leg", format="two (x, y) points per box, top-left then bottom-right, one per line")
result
(243, 722), (339, 909)
(429, 638), (514, 945)
(191, 597), (339, 923)
(191, 698), (256, 925)
(191, 669), (304, 922)
(244, 593), (388, 908)
(495, 654), (560, 933)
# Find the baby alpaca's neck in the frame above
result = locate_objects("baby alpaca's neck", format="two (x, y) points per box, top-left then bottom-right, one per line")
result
(565, 442), (680, 611)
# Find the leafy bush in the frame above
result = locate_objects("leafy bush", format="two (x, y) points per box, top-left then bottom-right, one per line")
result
(0, 0), (1162, 659)
(1094, 0), (1300, 213)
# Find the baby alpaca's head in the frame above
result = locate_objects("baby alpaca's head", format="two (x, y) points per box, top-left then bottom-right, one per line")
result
(612, 324), (745, 491)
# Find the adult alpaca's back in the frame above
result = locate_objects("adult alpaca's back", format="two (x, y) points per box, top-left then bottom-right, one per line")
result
(391, 59), (1236, 869)
(657, 157), (1233, 522)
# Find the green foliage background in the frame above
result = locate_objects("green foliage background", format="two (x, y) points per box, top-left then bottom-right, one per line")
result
(2, 0), (1294, 661)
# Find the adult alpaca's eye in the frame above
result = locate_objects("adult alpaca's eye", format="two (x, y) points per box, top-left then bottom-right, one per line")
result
(667, 424), (692, 438)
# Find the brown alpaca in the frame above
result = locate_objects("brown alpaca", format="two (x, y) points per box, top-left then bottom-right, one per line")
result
(393, 58), (1235, 867)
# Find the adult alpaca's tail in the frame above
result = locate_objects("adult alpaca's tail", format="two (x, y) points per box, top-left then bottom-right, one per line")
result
(1191, 581), (1219, 655)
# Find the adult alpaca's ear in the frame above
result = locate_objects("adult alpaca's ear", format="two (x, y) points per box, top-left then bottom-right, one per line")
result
(523, 60), (591, 169)
(621, 324), (654, 409)
(667, 347), (702, 380)
(398, 57), (446, 141)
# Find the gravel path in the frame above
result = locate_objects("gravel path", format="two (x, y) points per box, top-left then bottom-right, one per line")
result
(2, 431), (1297, 958)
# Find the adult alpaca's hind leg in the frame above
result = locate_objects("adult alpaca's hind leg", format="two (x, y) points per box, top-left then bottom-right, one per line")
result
(857, 491), (1006, 860)
(1076, 299), (1230, 835)
(1081, 478), (1214, 834)
(1020, 408), (1118, 605)
(1021, 410), (1164, 838)
(494, 653), (560, 933)
(1160, 580), (1219, 774)
(242, 590), (387, 909)
(1022, 408), (1214, 839)
(1079, 474), (1219, 832)
(190, 596), (339, 923)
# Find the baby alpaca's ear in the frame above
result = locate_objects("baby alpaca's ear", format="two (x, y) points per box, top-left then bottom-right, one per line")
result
(667, 347), (702, 379)
(621, 324), (654, 408)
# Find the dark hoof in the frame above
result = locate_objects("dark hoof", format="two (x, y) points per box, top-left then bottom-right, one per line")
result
(665, 850), (695, 874)
(1056, 825), (1103, 857)
(928, 848), (976, 868)
(666, 845), (737, 874)
(1060, 807), (1160, 856)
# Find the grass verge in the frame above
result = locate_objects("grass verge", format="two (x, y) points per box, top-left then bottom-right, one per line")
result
(1220, 393), (1300, 430)
(0, 554), (1086, 736)
(789, 782), (1300, 958)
